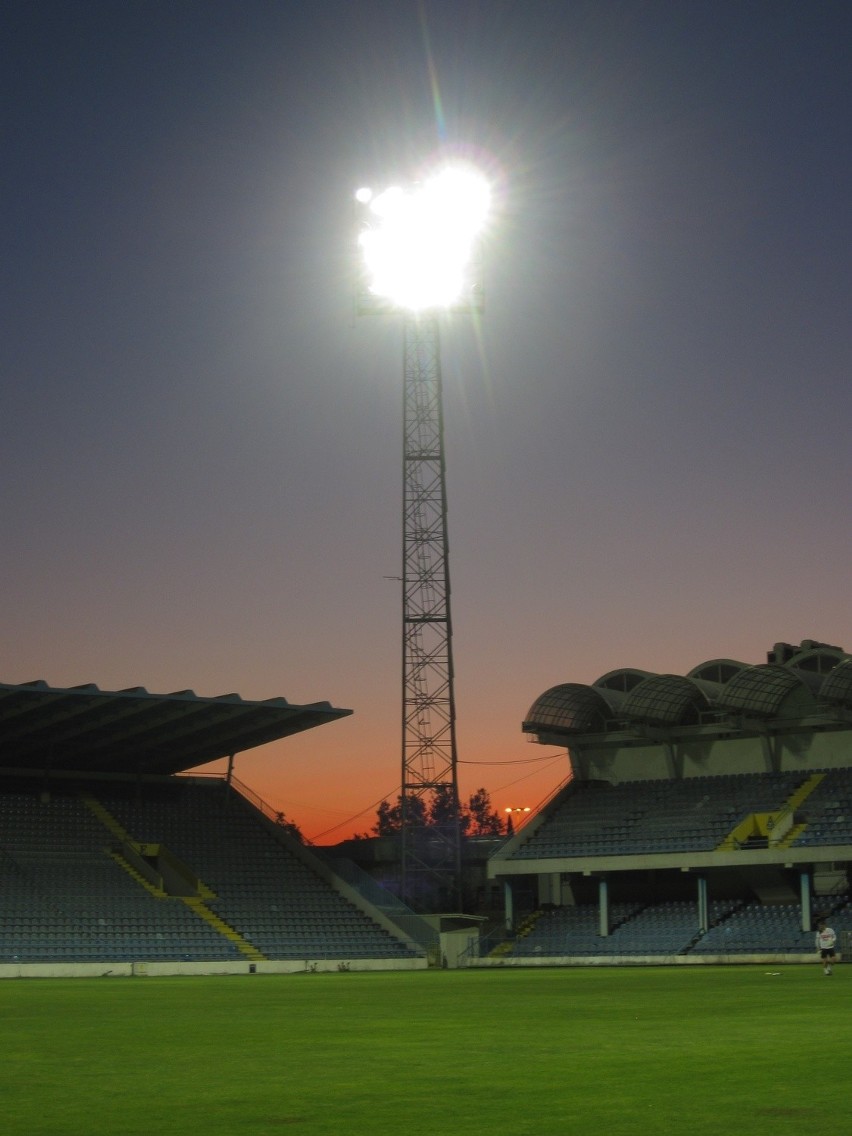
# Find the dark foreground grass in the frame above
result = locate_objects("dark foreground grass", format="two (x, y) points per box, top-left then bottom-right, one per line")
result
(2, 965), (849, 1135)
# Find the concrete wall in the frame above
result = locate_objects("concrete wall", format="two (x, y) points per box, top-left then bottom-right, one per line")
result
(471, 953), (831, 968)
(0, 956), (428, 980)
(577, 728), (852, 784)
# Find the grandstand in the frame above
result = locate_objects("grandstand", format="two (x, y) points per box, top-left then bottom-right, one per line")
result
(0, 679), (430, 976)
(482, 639), (852, 966)
(5, 639), (852, 976)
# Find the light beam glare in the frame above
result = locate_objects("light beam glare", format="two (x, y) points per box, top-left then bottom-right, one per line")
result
(356, 165), (491, 312)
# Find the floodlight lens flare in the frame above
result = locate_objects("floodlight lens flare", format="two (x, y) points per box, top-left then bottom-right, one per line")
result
(357, 165), (491, 311)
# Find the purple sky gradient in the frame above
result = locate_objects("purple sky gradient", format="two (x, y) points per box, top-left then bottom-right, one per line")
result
(3, 1), (852, 840)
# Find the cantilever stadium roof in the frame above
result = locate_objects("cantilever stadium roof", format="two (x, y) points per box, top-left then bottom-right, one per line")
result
(0, 680), (352, 776)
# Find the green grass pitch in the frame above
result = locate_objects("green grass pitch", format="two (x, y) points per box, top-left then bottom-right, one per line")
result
(3, 966), (849, 1135)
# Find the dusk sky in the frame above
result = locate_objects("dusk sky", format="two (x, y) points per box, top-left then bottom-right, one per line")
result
(4, 1), (852, 842)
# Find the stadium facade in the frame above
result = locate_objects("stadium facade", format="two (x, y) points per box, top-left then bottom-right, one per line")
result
(3, 643), (851, 974)
(482, 640), (851, 964)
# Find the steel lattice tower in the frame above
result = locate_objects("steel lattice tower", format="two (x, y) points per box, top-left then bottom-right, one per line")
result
(400, 315), (461, 908)
(354, 163), (489, 911)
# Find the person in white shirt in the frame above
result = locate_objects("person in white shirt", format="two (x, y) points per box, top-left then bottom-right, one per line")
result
(815, 920), (837, 975)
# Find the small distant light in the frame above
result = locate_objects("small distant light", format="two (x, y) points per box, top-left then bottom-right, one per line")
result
(355, 187), (373, 204)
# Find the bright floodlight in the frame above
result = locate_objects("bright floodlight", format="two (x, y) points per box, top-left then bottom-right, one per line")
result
(357, 164), (490, 312)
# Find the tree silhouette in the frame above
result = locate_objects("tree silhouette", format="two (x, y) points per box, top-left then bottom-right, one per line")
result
(466, 788), (505, 836)
(371, 787), (505, 838)
(373, 793), (428, 836)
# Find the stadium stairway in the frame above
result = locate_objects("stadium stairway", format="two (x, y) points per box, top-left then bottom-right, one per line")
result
(715, 772), (826, 852)
(491, 910), (542, 956)
(80, 793), (131, 843)
(84, 792), (267, 961)
(774, 772), (826, 848)
(106, 848), (168, 898)
(180, 897), (266, 962)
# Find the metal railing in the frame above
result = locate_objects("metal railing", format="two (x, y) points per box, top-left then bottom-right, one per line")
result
(323, 855), (439, 954)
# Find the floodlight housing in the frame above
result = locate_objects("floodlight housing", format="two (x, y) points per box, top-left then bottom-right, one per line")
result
(356, 164), (490, 314)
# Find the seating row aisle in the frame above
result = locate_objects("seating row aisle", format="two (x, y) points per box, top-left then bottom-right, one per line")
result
(508, 897), (850, 958)
(510, 769), (852, 859)
(97, 781), (420, 960)
(0, 782), (421, 963)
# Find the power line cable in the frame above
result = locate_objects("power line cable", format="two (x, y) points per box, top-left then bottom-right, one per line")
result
(308, 786), (401, 843)
(492, 754), (567, 794)
(459, 755), (560, 766)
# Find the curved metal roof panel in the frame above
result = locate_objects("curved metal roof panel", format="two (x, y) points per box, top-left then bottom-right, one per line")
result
(785, 648), (846, 693)
(621, 674), (710, 727)
(715, 664), (814, 718)
(0, 680), (352, 775)
(786, 647), (845, 672)
(686, 659), (749, 685)
(818, 658), (852, 707)
(593, 669), (654, 694)
(522, 683), (614, 736)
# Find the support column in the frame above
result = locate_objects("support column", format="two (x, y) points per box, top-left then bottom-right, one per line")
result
(538, 872), (561, 908)
(800, 870), (812, 932)
(598, 877), (610, 937)
(503, 880), (514, 934)
(697, 875), (708, 934)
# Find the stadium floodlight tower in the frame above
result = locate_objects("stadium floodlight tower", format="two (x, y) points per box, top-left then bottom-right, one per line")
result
(356, 163), (490, 909)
